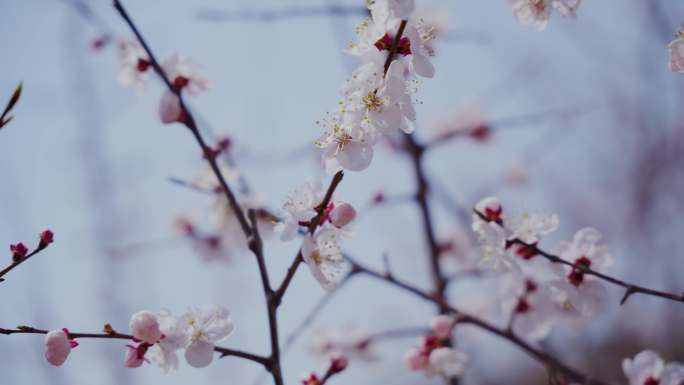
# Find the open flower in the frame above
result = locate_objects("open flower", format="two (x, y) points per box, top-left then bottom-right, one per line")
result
(181, 305), (234, 368)
(276, 180), (324, 241)
(117, 38), (151, 91)
(44, 329), (76, 366)
(622, 350), (684, 385)
(150, 310), (188, 373)
(500, 274), (555, 342)
(549, 228), (612, 317)
(301, 229), (345, 290)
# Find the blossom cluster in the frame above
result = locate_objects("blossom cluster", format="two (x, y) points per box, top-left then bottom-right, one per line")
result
(275, 179), (356, 290)
(315, 0), (436, 172)
(471, 197), (613, 341)
(44, 305), (233, 372)
(509, 0), (582, 31)
(404, 315), (468, 380)
(116, 39), (208, 124)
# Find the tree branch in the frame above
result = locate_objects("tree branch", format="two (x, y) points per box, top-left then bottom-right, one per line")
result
(0, 326), (270, 367)
(344, 256), (612, 385)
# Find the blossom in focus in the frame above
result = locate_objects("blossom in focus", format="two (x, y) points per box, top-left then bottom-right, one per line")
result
(301, 229), (345, 290)
(668, 31), (684, 73)
(129, 310), (162, 344)
(622, 350), (684, 385)
(44, 329), (75, 366)
(276, 179), (325, 241)
(150, 310), (188, 374)
(181, 305), (234, 368)
(549, 228), (612, 317)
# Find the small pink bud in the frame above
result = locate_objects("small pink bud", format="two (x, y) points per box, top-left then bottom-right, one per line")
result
(329, 355), (349, 374)
(129, 311), (161, 344)
(301, 372), (320, 385)
(329, 203), (356, 228)
(158, 90), (185, 124)
(44, 329), (72, 366)
(430, 315), (454, 339)
(10, 242), (28, 262)
(39, 229), (54, 248)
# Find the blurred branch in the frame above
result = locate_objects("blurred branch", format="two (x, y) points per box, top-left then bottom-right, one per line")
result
(0, 82), (22, 130)
(345, 255), (612, 385)
(196, 5), (367, 23)
(474, 210), (684, 305)
(0, 326), (270, 366)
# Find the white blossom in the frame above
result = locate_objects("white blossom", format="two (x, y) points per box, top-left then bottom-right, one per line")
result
(150, 310), (187, 374)
(622, 350), (684, 385)
(426, 347), (468, 379)
(549, 228), (612, 317)
(117, 38), (151, 91)
(181, 305), (234, 368)
(161, 53), (209, 95)
(276, 179), (325, 241)
(301, 228), (345, 290)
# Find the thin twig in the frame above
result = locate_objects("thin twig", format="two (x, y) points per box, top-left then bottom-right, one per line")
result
(0, 244), (49, 282)
(474, 210), (684, 304)
(0, 326), (270, 366)
(344, 256), (612, 385)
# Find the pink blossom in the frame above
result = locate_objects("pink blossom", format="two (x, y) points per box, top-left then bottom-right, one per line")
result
(430, 315), (454, 339)
(158, 90), (185, 124)
(129, 310), (162, 344)
(44, 329), (73, 366)
(329, 203), (357, 228)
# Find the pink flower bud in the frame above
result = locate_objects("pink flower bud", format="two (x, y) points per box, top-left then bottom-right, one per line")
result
(44, 329), (72, 366)
(329, 203), (356, 228)
(39, 229), (54, 248)
(158, 90), (185, 124)
(474, 197), (503, 223)
(10, 242), (28, 262)
(405, 347), (429, 371)
(329, 355), (349, 374)
(129, 311), (162, 344)
(430, 315), (454, 339)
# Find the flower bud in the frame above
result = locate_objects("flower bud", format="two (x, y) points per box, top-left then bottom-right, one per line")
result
(129, 311), (162, 344)
(124, 344), (147, 368)
(405, 347), (428, 371)
(158, 90), (184, 124)
(329, 203), (356, 228)
(44, 329), (72, 366)
(329, 355), (349, 374)
(10, 242), (28, 262)
(39, 229), (54, 248)
(301, 372), (320, 385)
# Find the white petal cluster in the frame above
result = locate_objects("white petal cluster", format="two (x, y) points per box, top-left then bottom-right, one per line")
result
(123, 306), (234, 372)
(471, 197), (614, 342)
(622, 350), (684, 385)
(316, 0), (434, 172)
(509, 0), (581, 31)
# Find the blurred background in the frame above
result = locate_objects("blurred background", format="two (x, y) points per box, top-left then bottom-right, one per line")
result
(1, 0), (684, 384)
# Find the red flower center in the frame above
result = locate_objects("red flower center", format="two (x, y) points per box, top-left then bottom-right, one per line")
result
(644, 377), (659, 385)
(515, 298), (530, 313)
(136, 58), (151, 72)
(374, 33), (412, 56)
(567, 256), (592, 287)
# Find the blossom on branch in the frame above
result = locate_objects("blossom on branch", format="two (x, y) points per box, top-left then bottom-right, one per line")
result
(44, 329), (76, 366)
(622, 350), (684, 385)
(301, 228), (346, 290)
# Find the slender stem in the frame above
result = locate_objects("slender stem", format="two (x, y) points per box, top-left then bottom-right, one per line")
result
(474, 210), (684, 304)
(344, 256), (612, 385)
(0, 326), (270, 366)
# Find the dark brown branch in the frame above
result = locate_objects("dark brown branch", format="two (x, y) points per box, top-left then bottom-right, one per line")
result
(113, 0), (252, 239)
(0, 326), (270, 366)
(344, 256), (612, 385)
(474, 210), (684, 304)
